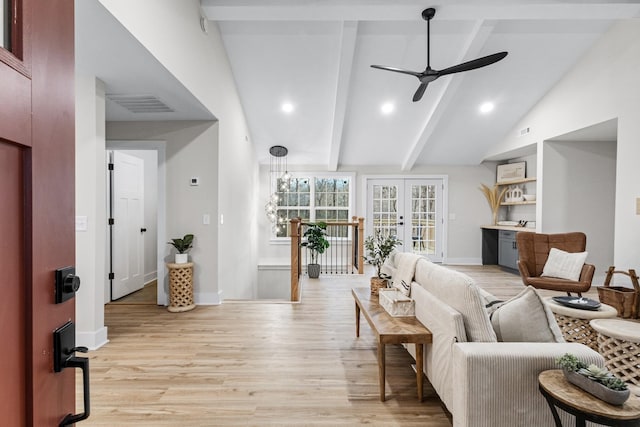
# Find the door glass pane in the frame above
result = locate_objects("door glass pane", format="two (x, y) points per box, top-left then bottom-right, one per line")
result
(371, 184), (399, 238)
(411, 184), (436, 255)
(1, 0), (10, 50)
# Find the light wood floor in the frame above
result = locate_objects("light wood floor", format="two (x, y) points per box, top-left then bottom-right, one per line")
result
(79, 265), (596, 426)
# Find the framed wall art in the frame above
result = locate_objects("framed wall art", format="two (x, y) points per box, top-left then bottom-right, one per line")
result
(496, 161), (526, 183)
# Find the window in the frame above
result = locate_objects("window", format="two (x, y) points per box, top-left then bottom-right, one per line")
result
(273, 174), (353, 238)
(1, 0), (10, 50)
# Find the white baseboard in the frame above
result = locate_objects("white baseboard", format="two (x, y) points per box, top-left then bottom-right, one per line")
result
(77, 326), (109, 350)
(195, 292), (221, 305)
(443, 257), (482, 265)
(144, 271), (157, 284)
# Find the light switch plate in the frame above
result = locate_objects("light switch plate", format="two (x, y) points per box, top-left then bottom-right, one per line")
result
(75, 216), (88, 232)
(190, 177), (199, 186)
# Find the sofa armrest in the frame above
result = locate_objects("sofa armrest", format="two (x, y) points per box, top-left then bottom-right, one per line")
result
(452, 342), (603, 427)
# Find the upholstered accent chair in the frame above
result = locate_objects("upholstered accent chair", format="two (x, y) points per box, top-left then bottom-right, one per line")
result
(516, 232), (595, 296)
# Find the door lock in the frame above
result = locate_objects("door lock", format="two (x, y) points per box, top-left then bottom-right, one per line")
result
(55, 266), (80, 304)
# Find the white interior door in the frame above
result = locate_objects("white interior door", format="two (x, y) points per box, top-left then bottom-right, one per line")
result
(367, 178), (444, 262)
(111, 151), (145, 300)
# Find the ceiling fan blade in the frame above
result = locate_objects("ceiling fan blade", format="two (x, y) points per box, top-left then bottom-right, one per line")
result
(436, 52), (508, 77)
(371, 65), (422, 78)
(413, 83), (429, 102)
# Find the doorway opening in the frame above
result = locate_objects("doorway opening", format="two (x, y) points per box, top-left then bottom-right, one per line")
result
(106, 141), (167, 305)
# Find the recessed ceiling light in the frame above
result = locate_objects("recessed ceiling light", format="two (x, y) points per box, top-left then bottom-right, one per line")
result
(479, 102), (495, 114)
(281, 102), (294, 113)
(381, 102), (395, 115)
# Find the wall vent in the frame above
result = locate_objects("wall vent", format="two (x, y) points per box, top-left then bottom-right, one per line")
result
(519, 127), (530, 137)
(107, 94), (174, 113)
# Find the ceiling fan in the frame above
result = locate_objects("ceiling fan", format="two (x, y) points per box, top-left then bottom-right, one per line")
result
(371, 7), (508, 102)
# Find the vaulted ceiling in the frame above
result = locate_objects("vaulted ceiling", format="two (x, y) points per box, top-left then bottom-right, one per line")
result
(203, 1), (638, 169)
(78, 1), (640, 169)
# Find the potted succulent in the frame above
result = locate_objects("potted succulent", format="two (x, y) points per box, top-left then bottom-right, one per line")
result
(168, 233), (194, 264)
(301, 222), (330, 278)
(556, 353), (629, 405)
(364, 232), (402, 295)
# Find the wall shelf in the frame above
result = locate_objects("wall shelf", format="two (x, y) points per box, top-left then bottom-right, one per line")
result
(497, 177), (537, 186)
(501, 200), (536, 206)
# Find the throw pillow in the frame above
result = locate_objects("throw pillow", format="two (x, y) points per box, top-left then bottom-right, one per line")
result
(489, 286), (564, 343)
(541, 248), (588, 281)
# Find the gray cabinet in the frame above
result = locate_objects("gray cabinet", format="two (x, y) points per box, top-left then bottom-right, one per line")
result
(498, 230), (519, 270)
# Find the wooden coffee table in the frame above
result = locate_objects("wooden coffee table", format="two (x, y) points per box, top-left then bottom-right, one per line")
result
(539, 369), (640, 426)
(352, 287), (432, 402)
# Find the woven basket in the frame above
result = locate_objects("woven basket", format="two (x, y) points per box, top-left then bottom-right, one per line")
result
(596, 267), (640, 319)
(370, 277), (388, 295)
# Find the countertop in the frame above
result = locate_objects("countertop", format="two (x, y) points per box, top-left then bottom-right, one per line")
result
(481, 225), (536, 232)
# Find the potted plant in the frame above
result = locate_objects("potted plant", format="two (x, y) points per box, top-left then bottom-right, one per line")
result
(301, 222), (330, 278)
(364, 232), (402, 295)
(168, 234), (194, 264)
(556, 353), (629, 405)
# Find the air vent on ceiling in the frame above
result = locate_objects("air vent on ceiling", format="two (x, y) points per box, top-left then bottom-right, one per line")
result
(519, 127), (531, 137)
(107, 94), (174, 113)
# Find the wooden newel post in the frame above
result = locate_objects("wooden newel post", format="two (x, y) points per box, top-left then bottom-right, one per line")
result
(357, 217), (365, 274)
(290, 217), (301, 302)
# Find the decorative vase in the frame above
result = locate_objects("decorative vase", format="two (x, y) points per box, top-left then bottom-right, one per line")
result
(175, 253), (188, 264)
(563, 370), (630, 406)
(307, 263), (321, 279)
(370, 277), (388, 295)
(492, 210), (498, 225)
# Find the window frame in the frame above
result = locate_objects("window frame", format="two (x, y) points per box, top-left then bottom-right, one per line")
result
(269, 171), (356, 243)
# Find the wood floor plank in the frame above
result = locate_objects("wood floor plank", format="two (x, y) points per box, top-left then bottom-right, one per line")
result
(79, 265), (591, 426)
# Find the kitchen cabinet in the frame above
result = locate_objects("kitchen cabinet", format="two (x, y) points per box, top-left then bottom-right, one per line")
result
(498, 230), (519, 270)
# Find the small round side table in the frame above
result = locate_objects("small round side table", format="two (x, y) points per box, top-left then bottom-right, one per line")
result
(166, 262), (196, 312)
(590, 319), (640, 387)
(544, 297), (618, 350)
(539, 369), (640, 427)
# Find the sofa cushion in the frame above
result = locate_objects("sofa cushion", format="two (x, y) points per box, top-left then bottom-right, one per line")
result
(541, 248), (588, 281)
(414, 258), (497, 342)
(490, 286), (565, 342)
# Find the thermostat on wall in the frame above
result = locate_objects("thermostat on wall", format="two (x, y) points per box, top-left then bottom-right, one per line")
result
(190, 177), (199, 186)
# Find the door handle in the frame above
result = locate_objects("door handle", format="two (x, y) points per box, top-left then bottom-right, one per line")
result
(140, 227), (147, 233)
(59, 354), (90, 426)
(54, 322), (91, 426)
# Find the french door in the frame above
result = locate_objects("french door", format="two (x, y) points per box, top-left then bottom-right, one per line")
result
(366, 178), (444, 262)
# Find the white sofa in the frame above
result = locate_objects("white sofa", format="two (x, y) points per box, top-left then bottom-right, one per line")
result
(382, 252), (604, 427)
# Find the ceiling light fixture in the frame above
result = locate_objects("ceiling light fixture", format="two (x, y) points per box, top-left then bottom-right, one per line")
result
(381, 102), (395, 115)
(264, 145), (291, 234)
(479, 102), (495, 114)
(281, 102), (294, 113)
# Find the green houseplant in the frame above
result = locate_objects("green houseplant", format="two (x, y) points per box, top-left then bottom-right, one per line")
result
(556, 353), (629, 405)
(301, 222), (330, 278)
(168, 233), (194, 264)
(364, 232), (402, 294)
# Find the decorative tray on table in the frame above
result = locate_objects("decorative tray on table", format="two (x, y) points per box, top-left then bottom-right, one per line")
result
(552, 296), (601, 311)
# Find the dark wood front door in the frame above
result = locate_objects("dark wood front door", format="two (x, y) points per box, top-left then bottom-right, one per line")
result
(0, 0), (76, 425)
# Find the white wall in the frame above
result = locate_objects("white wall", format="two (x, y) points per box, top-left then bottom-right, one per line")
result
(542, 140), (616, 280)
(486, 20), (640, 285)
(119, 149), (158, 284)
(99, 0), (259, 299)
(257, 163), (497, 265)
(75, 74), (108, 349)
(106, 121), (220, 304)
